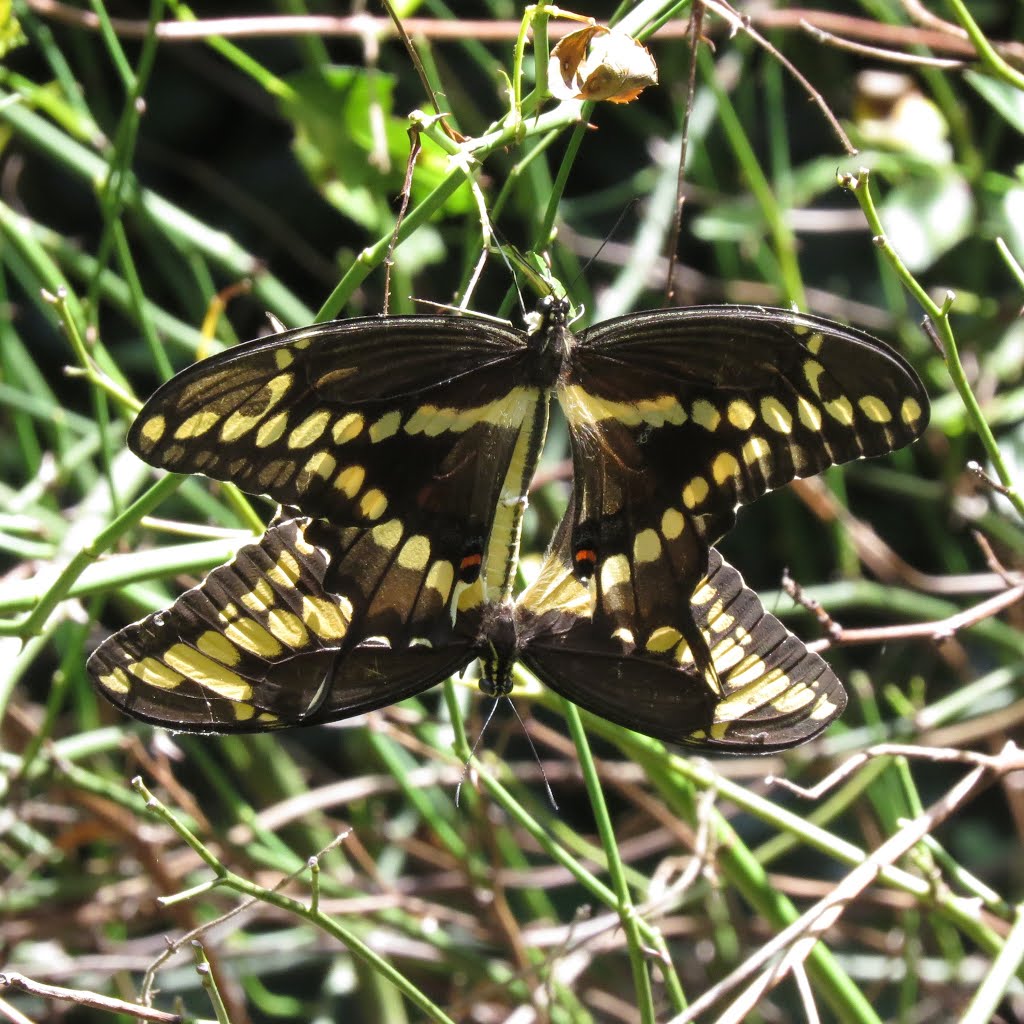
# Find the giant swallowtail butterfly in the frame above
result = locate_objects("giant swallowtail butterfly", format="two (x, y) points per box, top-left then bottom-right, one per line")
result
(89, 299), (928, 747)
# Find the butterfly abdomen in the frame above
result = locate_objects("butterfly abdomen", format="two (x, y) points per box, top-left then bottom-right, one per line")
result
(474, 602), (522, 697)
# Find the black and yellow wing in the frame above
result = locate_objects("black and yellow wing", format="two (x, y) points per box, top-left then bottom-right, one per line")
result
(513, 511), (845, 751)
(90, 301), (925, 747)
(87, 517), (478, 732)
(560, 306), (929, 606)
(91, 310), (551, 732)
(129, 315), (548, 605)
(89, 500), (844, 748)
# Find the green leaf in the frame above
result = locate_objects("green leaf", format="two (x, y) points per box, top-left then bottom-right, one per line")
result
(997, 187), (1024, 272)
(966, 70), (1024, 135)
(0, 0), (27, 61)
(879, 169), (974, 272)
(280, 66), (472, 233)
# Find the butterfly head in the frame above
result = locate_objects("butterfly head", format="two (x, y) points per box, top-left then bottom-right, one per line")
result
(523, 295), (575, 387)
(534, 293), (571, 325)
(523, 294), (571, 333)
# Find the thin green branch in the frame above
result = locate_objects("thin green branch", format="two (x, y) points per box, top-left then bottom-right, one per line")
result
(944, 0), (1024, 92)
(133, 778), (458, 1024)
(0, 473), (184, 637)
(840, 167), (1024, 521)
(564, 702), (662, 1022)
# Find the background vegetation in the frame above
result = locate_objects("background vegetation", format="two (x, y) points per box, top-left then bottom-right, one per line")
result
(2, 1), (1024, 1022)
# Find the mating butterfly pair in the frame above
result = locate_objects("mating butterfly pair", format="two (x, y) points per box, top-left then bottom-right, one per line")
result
(88, 298), (928, 751)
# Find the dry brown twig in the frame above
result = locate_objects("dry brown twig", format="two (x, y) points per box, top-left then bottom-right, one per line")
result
(968, 459), (1019, 500)
(664, 1), (705, 304)
(24, 0), (1024, 64)
(784, 571), (1024, 654)
(753, 6), (1024, 64)
(900, 0), (969, 40)
(0, 972), (182, 1023)
(801, 18), (966, 69)
(971, 529), (1021, 587)
(791, 476), (1020, 596)
(702, 0), (855, 154)
(801, 0), (974, 68)
(26, 3), (542, 41)
(670, 741), (1024, 1023)
(770, 740), (1022, 800)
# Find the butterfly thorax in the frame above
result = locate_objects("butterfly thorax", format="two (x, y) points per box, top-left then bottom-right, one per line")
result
(525, 296), (575, 388)
(473, 601), (522, 697)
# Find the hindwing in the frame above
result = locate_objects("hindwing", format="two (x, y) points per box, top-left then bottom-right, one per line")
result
(515, 512), (845, 751)
(87, 518), (476, 732)
(89, 501), (845, 749)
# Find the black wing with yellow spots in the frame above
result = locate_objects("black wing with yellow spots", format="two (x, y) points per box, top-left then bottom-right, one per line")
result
(125, 301), (927, 619)
(87, 517), (477, 732)
(558, 306), (929, 607)
(88, 504), (843, 750)
(129, 315), (551, 602)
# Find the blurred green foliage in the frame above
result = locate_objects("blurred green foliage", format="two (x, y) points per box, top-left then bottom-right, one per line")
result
(2, 2), (1024, 1023)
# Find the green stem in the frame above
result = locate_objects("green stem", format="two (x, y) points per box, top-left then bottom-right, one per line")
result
(0, 473), (184, 637)
(944, 0), (1024, 91)
(134, 778), (458, 1024)
(563, 702), (666, 1021)
(842, 167), (1024, 521)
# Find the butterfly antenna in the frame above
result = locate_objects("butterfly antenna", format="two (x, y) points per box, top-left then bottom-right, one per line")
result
(568, 198), (640, 297)
(455, 696), (502, 808)
(506, 697), (558, 812)
(665, 1), (704, 304)
(490, 224), (529, 319)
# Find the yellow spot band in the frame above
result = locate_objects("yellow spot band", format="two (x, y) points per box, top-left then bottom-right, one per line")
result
(288, 410), (331, 449)
(682, 475), (709, 508)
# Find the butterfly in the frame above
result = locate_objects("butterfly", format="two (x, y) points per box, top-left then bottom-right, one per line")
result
(89, 299), (928, 746)
(88, 502), (847, 749)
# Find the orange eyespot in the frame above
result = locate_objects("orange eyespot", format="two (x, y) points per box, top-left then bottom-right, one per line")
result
(575, 548), (597, 569)
(458, 551), (483, 581)
(574, 548), (597, 583)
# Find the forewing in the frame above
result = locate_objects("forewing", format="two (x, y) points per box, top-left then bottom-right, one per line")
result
(562, 306), (929, 585)
(129, 316), (539, 559)
(88, 518), (475, 733)
(517, 512), (845, 751)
